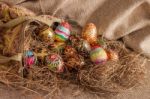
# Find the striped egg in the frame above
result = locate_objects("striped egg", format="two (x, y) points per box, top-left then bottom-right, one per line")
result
(90, 46), (108, 64)
(82, 23), (97, 45)
(55, 22), (71, 42)
(45, 53), (64, 73)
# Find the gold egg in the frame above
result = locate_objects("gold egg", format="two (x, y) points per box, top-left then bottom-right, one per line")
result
(39, 28), (54, 43)
(82, 23), (97, 45)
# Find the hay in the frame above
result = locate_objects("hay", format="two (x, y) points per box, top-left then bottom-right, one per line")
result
(78, 41), (147, 93)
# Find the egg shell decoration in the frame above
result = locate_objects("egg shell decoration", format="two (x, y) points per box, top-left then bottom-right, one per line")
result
(45, 53), (64, 73)
(107, 50), (119, 61)
(55, 21), (71, 42)
(38, 28), (54, 43)
(23, 50), (36, 69)
(82, 23), (97, 45)
(78, 39), (91, 52)
(90, 46), (108, 64)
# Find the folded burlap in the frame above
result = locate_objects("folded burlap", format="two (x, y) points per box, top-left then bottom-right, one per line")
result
(2, 0), (150, 58)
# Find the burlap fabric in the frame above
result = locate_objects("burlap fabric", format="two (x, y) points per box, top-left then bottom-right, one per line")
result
(0, 0), (150, 99)
(3, 0), (150, 57)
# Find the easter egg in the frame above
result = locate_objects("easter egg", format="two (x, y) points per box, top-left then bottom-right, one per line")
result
(45, 53), (64, 73)
(23, 50), (36, 69)
(64, 46), (77, 57)
(90, 46), (108, 64)
(82, 23), (97, 45)
(77, 39), (91, 52)
(38, 27), (54, 43)
(107, 50), (119, 61)
(55, 21), (71, 42)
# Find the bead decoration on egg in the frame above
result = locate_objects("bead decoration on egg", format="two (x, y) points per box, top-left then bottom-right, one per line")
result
(45, 53), (64, 73)
(37, 27), (54, 44)
(90, 46), (108, 64)
(82, 23), (97, 45)
(55, 21), (71, 42)
(22, 50), (36, 69)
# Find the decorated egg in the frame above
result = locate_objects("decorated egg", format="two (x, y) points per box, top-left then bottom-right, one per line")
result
(38, 27), (54, 43)
(90, 46), (108, 64)
(45, 53), (64, 73)
(107, 50), (119, 61)
(82, 23), (97, 45)
(55, 21), (71, 42)
(23, 50), (36, 69)
(64, 46), (77, 57)
(77, 39), (91, 52)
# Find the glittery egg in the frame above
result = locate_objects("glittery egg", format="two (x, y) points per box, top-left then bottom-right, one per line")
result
(45, 53), (64, 73)
(90, 46), (108, 64)
(55, 21), (71, 42)
(23, 50), (36, 69)
(107, 50), (119, 61)
(77, 39), (91, 52)
(82, 23), (97, 45)
(38, 28), (54, 43)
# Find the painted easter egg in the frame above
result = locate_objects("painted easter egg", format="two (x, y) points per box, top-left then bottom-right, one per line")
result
(23, 50), (36, 69)
(90, 46), (108, 64)
(38, 27), (54, 43)
(45, 53), (64, 73)
(107, 50), (119, 61)
(55, 21), (71, 42)
(82, 23), (97, 45)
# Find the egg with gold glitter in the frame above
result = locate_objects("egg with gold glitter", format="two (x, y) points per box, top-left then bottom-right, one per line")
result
(90, 46), (108, 64)
(45, 53), (64, 73)
(23, 50), (36, 69)
(38, 28), (54, 43)
(107, 50), (119, 61)
(55, 21), (71, 42)
(82, 23), (97, 45)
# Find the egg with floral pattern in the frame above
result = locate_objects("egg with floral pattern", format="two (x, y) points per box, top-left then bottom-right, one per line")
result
(45, 53), (64, 73)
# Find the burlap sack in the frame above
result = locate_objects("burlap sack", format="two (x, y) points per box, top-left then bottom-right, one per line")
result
(2, 0), (150, 58)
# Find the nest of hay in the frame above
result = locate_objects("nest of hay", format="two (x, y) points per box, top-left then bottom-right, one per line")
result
(0, 2), (147, 97)
(78, 41), (146, 93)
